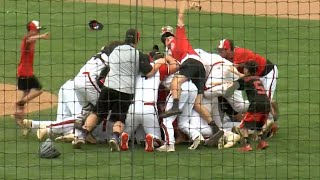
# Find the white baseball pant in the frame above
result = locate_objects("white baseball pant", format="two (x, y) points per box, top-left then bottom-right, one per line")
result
(125, 101), (161, 140)
(260, 65), (278, 100)
(74, 56), (105, 107)
(162, 81), (198, 145)
(56, 80), (83, 122)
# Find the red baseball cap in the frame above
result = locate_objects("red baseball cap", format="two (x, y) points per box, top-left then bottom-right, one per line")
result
(217, 39), (232, 50)
(27, 20), (43, 31)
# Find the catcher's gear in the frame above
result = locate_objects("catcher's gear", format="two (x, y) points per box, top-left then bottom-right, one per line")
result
(88, 20), (103, 30)
(39, 138), (61, 159)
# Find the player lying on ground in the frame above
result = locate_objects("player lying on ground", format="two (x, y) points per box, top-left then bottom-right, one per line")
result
(224, 61), (271, 152)
(15, 20), (49, 120)
(158, 0), (224, 150)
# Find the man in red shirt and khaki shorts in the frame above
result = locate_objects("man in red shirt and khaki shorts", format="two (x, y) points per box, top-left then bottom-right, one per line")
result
(15, 20), (49, 120)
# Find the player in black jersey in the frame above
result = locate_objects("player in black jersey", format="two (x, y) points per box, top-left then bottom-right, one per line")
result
(225, 61), (271, 152)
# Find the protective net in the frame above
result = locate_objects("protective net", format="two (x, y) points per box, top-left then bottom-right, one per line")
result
(0, 0), (319, 179)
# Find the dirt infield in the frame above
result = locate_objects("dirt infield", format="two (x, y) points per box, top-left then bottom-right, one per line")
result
(82, 0), (319, 20)
(0, 84), (57, 116)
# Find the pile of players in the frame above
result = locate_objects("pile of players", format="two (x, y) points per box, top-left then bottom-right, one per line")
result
(16, 0), (279, 153)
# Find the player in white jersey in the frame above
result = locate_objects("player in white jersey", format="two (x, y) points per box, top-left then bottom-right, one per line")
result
(119, 45), (179, 152)
(195, 49), (249, 115)
(73, 41), (124, 108)
(19, 80), (82, 136)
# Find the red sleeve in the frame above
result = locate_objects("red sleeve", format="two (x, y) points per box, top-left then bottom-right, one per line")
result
(175, 25), (187, 39)
(233, 48), (250, 64)
(159, 64), (169, 81)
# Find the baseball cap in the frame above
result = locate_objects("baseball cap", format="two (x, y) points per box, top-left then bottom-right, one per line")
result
(88, 20), (104, 30)
(160, 26), (174, 36)
(27, 20), (43, 31)
(125, 28), (140, 44)
(217, 39), (233, 50)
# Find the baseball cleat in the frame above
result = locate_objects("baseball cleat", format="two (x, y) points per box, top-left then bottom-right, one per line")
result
(224, 133), (241, 149)
(145, 134), (154, 152)
(37, 128), (48, 141)
(257, 140), (269, 150)
(55, 133), (75, 142)
(120, 132), (129, 151)
(85, 132), (97, 144)
(109, 138), (120, 152)
(72, 137), (85, 149)
(188, 134), (205, 150)
(238, 144), (253, 152)
(205, 130), (224, 147)
(159, 108), (182, 118)
(21, 119), (32, 136)
(231, 126), (243, 137)
(156, 144), (175, 152)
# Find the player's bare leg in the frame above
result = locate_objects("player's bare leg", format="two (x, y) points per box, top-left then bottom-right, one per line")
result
(160, 75), (188, 118)
(109, 121), (124, 152)
(238, 128), (253, 152)
(82, 113), (98, 132)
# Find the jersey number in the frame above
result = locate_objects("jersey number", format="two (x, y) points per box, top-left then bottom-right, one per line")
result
(253, 80), (266, 95)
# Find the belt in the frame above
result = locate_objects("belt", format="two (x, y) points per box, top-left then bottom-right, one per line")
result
(144, 102), (155, 106)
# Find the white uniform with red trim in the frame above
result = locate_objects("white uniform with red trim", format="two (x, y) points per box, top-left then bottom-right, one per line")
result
(195, 49), (249, 114)
(56, 80), (83, 122)
(124, 60), (165, 140)
(162, 81), (198, 145)
(73, 53), (107, 107)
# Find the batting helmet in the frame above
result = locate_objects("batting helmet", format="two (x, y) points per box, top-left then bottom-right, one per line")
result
(39, 138), (61, 159)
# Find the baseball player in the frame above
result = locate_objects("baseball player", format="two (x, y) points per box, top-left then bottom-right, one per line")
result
(159, 0), (224, 147)
(224, 61), (271, 152)
(19, 79), (82, 138)
(120, 47), (171, 152)
(195, 48), (249, 114)
(83, 29), (166, 152)
(73, 41), (124, 108)
(216, 39), (279, 126)
(15, 20), (49, 120)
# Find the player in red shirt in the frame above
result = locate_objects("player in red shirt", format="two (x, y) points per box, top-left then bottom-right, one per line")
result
(159, 0), (224, 146)
(225, 61), (270, 152)
(15, 20), (49, 119)
(217, 39), (279, 134)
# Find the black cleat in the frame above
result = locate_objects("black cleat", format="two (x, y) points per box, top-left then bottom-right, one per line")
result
(159, 108), (182, 118)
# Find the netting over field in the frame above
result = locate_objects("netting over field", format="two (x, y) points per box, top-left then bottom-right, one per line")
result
(0, 0), (319, 179)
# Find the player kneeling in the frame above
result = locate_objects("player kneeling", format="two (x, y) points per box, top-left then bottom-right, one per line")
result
(224, 61), (271, 152)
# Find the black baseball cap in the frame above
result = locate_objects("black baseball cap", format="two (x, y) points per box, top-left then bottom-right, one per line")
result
(125, 28), (140, 44)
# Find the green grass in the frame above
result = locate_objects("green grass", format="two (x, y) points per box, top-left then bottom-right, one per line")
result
(1, 0), (320, 179)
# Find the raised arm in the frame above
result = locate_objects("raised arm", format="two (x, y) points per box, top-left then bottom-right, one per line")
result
(177, 0), (187, 26)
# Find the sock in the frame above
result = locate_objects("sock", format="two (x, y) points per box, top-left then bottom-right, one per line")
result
(112, 132), (120, 142)
(244, 137), (250, 145)
(172, 98), (179, 109)
(208, 121), (220, 132)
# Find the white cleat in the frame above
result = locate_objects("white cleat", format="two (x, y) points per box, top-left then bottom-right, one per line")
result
(21, 119), (32, 136)
(109, 138), (120, 152)
(224, 133), (241, 149)
(72, 137), (85, 149)
(55, 133), (76, 143)
(37, 128), (48, 141)
(156, 144), (175, 152)
(188, 134), (205, 150)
